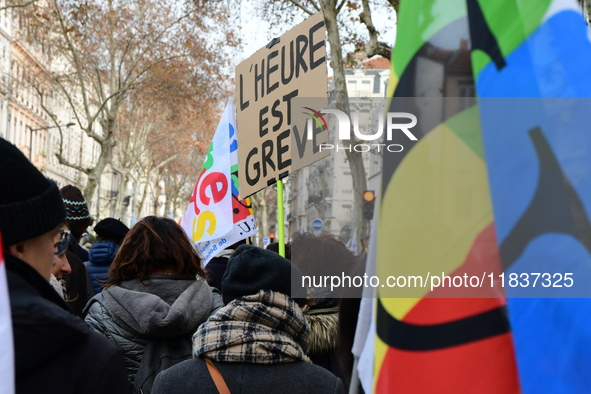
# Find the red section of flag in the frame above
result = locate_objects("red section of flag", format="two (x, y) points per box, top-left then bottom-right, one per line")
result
(404, 224), (506, 325)
(404, 297), (506, 326)
(232, 197), (251, 222)
(376, 332), (520, 393)
(376, 223), (520, 393)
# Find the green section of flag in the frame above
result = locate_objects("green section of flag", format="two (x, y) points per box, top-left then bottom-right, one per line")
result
(445, 105), (484, 160)
(471, 0), (552, 75)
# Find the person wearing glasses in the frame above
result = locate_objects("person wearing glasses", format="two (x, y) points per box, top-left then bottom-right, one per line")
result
(0, 138), (131, 394)
(49, 225), (72, 300)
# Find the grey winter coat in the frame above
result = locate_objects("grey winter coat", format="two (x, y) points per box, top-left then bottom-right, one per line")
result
(152, 358), (345, 394)
(83, 275), (223, 383)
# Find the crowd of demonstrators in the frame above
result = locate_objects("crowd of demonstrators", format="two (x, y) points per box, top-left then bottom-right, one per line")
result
(83, 216), (223, 388)
(1, 137), (351, 393)
(85, 218), (130, 296)
(0, 138), (131, 393)
(153, 245), (345, 394)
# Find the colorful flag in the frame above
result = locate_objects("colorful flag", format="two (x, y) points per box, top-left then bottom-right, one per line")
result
(374, 0), (520, 392)
(371, 0), (591, 392)
(0, 234), (15, 394)
(468, 0), (591, 392)
(181, 100), (257, 265)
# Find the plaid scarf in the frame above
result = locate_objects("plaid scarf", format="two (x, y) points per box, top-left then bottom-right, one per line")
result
(193, 290), (311, 364)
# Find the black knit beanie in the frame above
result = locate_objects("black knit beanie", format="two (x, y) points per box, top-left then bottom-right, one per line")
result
(0, 138), (66, 246)
(94, 218), (129, 243)
(221, 244), (307, 306)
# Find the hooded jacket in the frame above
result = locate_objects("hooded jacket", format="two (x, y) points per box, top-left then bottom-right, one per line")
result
(86, 240), (119, 295)
(6, 253), (131, 394)
(84, 275), (223, 383)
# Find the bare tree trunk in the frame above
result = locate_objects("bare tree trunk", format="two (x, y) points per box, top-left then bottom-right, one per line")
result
(84, 142), (111, 204)
(320, 0), (368, 246)
(84, 115), (117, 202)
(249, 191), (268, 247)
(114, 170), (128, 219)
(153, 185), (159, 216)
(136, 180), (150, 220)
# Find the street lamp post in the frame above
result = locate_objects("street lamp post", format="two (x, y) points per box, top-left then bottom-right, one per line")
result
(27, 122), (76, 161)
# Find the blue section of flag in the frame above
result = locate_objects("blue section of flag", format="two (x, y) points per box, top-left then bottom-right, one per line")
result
(475, 9), (591, 394)
(477, 11), (591, 98)
(507, 298), (591, 393)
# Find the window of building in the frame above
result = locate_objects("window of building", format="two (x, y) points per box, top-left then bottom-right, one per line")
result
(457, 78), (476, 111)
(5, 112), (10, 141)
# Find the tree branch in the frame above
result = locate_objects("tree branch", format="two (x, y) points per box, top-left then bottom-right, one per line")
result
(387, 0), (399, 12)
(0, 0), (37, 11)
(287, 0), (317, 15)
(360, 0), (392, 59)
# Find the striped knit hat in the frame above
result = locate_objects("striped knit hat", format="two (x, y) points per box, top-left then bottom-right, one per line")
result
(60, 185), (93, 241)
(61, 185), (91, 221)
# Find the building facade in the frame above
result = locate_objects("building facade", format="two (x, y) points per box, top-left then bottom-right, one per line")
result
(286, 57), (390, 243)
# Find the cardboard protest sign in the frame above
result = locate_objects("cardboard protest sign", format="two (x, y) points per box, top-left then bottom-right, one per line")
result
(236, 12), (329, 198)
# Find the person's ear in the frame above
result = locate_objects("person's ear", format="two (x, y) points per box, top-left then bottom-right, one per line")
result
(7, 242), (26, 259)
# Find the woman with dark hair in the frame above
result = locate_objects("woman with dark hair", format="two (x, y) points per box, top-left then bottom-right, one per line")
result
(83, 216), (223, 386)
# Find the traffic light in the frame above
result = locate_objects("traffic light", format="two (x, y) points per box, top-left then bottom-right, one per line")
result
(363, 190), (375, 220)
(269, 233), (275, 243)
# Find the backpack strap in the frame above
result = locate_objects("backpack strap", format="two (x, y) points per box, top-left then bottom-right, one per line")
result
(204, 358), (231, 394)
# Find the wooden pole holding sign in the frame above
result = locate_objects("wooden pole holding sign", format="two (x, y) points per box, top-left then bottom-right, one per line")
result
(277, 179), (285, 258)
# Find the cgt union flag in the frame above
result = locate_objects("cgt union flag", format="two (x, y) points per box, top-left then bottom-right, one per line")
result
(181, 100), (257, 265)
(0, 233), (14, 394)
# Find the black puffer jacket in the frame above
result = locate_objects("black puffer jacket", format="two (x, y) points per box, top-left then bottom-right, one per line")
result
(84, 275), (223, 383)
(6, 253), (131, 394)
